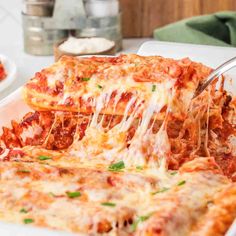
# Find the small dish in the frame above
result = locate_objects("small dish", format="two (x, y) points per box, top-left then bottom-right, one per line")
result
(0, 54), (17, 93)
(54, 37), (116, 61)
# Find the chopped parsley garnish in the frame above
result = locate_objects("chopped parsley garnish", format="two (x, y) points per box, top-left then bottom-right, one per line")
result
(48, 192), (56, 197)
(108, 161), (125, 172)
(131, 213), (152, 231)
(38, 155), (51, 161)
(97, 84), (103, 89)
(66, 191), (81, 198)
(139, 215), (151, 221)
(151, 187), (169, 195)
(17, 169), (30, 173)
(170, 171), (177, 176)
(23, 218), (34, 224)
(136, 166), (143, 170)
(177, 180), (186, 186)
(20, 208), (28, 213)
(101, 202), (116, 207)
(152, 84), (156, 92)
(81, 77), (90, 81)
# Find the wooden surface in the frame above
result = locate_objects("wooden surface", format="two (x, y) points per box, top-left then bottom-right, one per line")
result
(119, 0), (236, 37)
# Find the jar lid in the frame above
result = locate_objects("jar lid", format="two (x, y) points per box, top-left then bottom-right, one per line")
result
(24, 0), (54, 4)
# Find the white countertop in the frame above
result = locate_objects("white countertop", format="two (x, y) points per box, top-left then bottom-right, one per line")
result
(0, 0), (152, 100)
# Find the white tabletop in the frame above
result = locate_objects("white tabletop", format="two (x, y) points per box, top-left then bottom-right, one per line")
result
(0, 0), (151, 100)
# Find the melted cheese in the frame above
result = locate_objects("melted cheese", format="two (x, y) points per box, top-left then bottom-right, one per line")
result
(21, 125), (43, 142)
(69, 80), (173, 169)
(5, 55), (235, 235)
(47, 67), (65, 89)
(0, 159), (231, 235)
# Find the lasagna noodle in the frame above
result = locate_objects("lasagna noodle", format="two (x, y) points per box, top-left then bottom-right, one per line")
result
(23, 54), (212, 119)
(0, 157), (233, 235)
(134, 158), (232, 236)
(190, 184), (236, 236)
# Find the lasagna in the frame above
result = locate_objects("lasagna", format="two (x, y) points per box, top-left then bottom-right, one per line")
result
(0, 54), (236, 235)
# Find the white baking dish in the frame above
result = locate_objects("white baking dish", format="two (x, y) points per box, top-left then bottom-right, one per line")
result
(0, 41), (235, 235)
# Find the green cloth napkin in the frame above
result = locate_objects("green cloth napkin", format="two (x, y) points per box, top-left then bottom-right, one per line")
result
(154, 11), (236, 47)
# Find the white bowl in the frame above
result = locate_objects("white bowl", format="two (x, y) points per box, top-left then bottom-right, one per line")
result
(0, 54), (17, 93)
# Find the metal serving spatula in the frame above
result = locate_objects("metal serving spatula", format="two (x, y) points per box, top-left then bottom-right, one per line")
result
(193, 56), (236, 98)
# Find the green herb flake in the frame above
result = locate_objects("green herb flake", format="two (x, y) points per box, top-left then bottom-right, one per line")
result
(97, 84), (103, 89)
(17, 169), (30, 173)
(38, 155), (51, 161)
(152, 84), (156, 92)
(66, 191), (81, 198)
(177, 180), (186, 186)
(136, 166), (143, 170)
(131, 213), (152, 231)
(101, 202), (116, 207)
(20, 208), (28, 213)
(108, 161), (125, 172)
(23, 218), (34, 224)
(48, 192), (56, 197)
(139, 215), (151, 221)
(170, 171), (177, 176)
(131, 220), (139, 232)
(151, 187), (169, 195)
(82, 77), (90, 81)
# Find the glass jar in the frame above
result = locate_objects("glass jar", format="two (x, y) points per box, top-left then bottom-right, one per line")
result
(22, 0), (55, 16)
(84, 0), (119, 17)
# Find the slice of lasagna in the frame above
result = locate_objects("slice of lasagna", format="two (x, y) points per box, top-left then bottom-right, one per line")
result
(0, 153), (235, 236)
(23, 54), (212, 119)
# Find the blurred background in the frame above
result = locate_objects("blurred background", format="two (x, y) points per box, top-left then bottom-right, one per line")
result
(1, 0), (236, 51)
(0, 0), (236, 99)
(120, 0), (236, 37)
